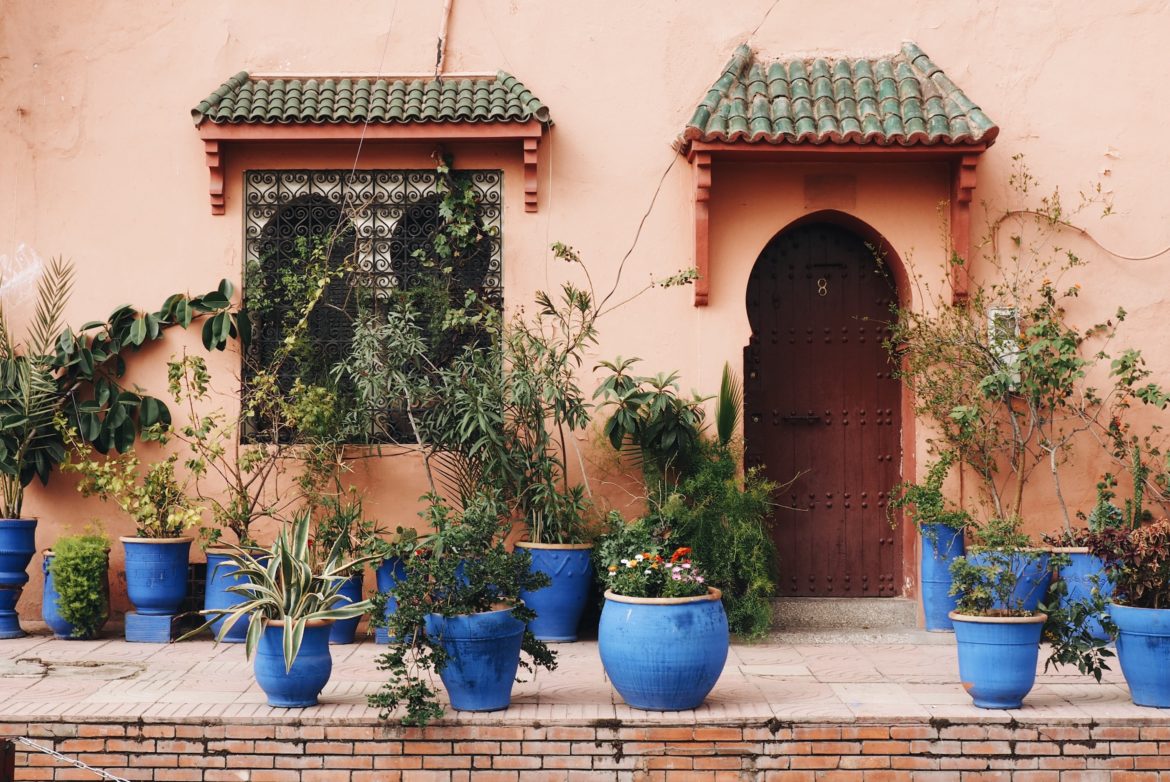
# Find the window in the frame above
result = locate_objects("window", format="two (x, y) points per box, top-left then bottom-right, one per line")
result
(242, 169), (503, 442)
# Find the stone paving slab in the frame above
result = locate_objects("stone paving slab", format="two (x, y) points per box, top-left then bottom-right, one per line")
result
(0, 632), (1157, 726)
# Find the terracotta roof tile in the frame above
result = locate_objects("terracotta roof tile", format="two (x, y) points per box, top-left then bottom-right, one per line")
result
(192, 71), (551, 127)
(681, 42), (997, 148)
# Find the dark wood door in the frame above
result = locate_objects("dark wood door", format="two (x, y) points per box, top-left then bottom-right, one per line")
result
(744, 222), (901, 597)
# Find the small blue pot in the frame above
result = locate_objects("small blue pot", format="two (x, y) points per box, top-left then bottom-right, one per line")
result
(0, 518), (37, 639)
(517, 543), (593, 642)
(204, 551), (251, 643)
(1055, 549), (1112, 642)
(424, 608), (526, 712)
(921, 524), (964, 631)
(951, 611), (1045, 709)
(42, 551), (109, 640)
(1110, 603), (1170, 708)
(328, 574), (364, 645)
(599, 588), (729, 710)
(374, 557), (406, 645)
(253, 620), (334, 708)
(966, 549), (1052, 612)
(122, 537), (191, 616)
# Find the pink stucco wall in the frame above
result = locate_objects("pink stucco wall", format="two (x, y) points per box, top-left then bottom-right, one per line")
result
(2, 0), (1170, 619)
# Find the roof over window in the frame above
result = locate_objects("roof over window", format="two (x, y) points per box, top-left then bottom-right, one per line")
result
(192, 71), (551, 127)
(192, 71), (552, 215)
(677, 42), (996, 153)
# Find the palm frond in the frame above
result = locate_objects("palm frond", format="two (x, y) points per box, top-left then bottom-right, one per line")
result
(27, 256), (74, 361)
(715, 361), (743, 447)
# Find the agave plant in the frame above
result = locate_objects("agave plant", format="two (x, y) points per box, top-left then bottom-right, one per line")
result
(186, 510), (379, 671)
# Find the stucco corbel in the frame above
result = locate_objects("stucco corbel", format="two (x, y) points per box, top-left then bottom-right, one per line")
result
(691, 151), (712, 306)
(949, 153), (980, 304)
(204, 140), (225, 216)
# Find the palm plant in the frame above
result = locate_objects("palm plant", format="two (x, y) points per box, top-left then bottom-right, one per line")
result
(185, 510), (379, 671)
(0, 256), (74, 518)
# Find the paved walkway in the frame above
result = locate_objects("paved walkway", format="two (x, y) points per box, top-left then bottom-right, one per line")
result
(0, 632), (1155, 726)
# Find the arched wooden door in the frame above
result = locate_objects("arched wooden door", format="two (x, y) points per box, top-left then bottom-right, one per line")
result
(744, 221), (902, 597)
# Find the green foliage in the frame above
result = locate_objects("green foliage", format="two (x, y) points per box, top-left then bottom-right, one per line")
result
(715, 362), (742, 448)
(603, 545), (709, 599)
(181, 509), (378, 671)
(368, 491), (556, 726)
(1087, 518), (1170, 610)
(49, 531), (109, 639)
(1040, 577), (1114, 682)
(949, 517), (1044, 616)
(889, 451), (972, 536)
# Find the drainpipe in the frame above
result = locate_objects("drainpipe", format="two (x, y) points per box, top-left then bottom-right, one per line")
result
(435, 0), (454, 77)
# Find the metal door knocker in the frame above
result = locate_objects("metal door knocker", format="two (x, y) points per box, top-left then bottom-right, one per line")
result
(816, 278), (828, 296)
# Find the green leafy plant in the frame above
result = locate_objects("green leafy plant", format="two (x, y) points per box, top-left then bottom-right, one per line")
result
(889, 451), (972, 539)
(1087, 518), (1170, 610)
(368, 491), (556, 726)
(48, 530), (109, 638)
(181, 509), (378, 671)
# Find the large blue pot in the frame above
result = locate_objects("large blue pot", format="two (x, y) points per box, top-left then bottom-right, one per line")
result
(122, 537), (192, 616)
(328, 573), (364, 645)
(1110, 603), (1170, 708)
(517, 543), (593, 642)
(253, 620), (334, 708)
(921, 524), (964, 631)
(204, 551), (251, 643)
(1055, 549), (1112, 642)
(374, 557), (406, 645)
(424, 608), (526, 712)
(966, 549), (1052, 612)
(0, 518), (37, 639)
(599, 588), (729, 710)
(42, 551), (109, 640)
(951, 611), (1045, 709)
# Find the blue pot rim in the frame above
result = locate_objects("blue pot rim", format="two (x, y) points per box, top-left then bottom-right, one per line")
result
(0, 518), (37, 527)
(514, 541), (593, 551)
(120, 536), (194, 545)
(262, 617), (335, 629)
(1109, 603), (1170, 616)
(604, 587), (722, 605)
(948, 611), (1047, 624)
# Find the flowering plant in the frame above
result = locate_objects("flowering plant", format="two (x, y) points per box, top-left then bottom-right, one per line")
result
(604, 546), (709, 599)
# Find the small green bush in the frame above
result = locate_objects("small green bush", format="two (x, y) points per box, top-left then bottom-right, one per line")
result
(49, 532), (109, 639)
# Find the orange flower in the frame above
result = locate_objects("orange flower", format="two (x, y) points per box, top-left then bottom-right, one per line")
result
(670, 547), (692, 563)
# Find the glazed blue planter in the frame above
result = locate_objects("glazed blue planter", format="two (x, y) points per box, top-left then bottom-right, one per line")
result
(516, 543), (593, 642)
(1055, 549), (1112, 642)
(966, 550), (1052, 612)
(374, 557), (406, 645)
(920, 524), (964, 631)
(42, 551), (109, 640)
(122, 537), (192, 615)
(0, 518), (37, 639)
(204, 551), (251, 643)
(599, 588), (729, 710)
(328, 574), (364, 645)
(253, 620), (334, 708)
(1109, 603), (1170, 708)
(951, 611), (1045, 709)
(424, 608), (526, 712)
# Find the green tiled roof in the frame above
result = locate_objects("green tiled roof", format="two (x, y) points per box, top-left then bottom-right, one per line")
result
(192, 71), (551, 126)
(681, 43), (997, 147)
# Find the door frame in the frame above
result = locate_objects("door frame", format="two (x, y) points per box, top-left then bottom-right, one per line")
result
(746, 209), (919, 599)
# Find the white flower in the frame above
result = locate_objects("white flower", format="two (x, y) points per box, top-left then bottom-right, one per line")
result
(620, 559), (629, 565)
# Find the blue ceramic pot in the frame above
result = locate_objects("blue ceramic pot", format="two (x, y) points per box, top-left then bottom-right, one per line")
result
(517, 543), (593, 642)
(328, 573), (363, 645)
(374, 557), (406, 645)
(0, 518), (37, 639)
(253, 620), (334, 708)
(42, 551), (109, 640)
(204, 550), (252, 643)
(424, 608), (525, 712)
(951, 611), (1045, 709)
(1055, 548), (1112, 642)
(921, 524), (964, 632)
(122, 537), (192, 616)
(598, 588), (729, 710)
(966, 549), (1052, 612)
(1109, 603), (1170, 708)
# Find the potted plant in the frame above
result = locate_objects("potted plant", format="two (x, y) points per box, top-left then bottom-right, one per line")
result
(1087, 518), (1170, 707)
(42, 530), (109, 640)
(368, 491), (556, 726)
(309, 491), (384, 645)
(181, 509), (377, 708)
(597, 535), (728, 710)
(890, 451), (971, 630)
(59, 422), (201, 641)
